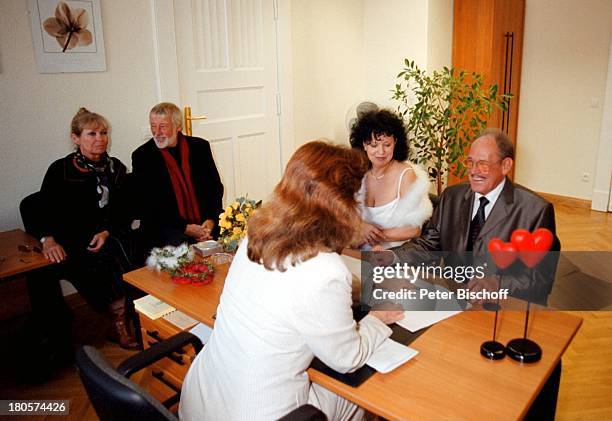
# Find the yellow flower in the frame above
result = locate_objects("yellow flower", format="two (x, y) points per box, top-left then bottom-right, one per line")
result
(233, 227), (242, 235)
(232, 202), (240, 210)
(235, 213), (245, 222)
(222, 220), (232, 229)
(225, 206), (233, 214)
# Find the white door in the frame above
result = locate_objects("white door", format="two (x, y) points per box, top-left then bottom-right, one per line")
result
(173, 0), (281, 206)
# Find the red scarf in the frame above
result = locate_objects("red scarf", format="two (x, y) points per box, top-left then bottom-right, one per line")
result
(160, 132), (202, 224)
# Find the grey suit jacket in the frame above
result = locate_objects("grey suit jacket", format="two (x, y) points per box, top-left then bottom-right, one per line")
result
(394, 179), (559, 302)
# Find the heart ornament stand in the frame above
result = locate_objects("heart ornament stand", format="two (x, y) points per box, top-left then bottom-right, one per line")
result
(481, 238), (518, 360)
(505, 228), (554, 363)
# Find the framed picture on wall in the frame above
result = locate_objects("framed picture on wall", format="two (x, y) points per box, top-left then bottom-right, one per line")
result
(27, 0), (106, 73)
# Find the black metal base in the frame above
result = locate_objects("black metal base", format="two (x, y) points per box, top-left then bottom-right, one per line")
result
(480, 340), (506, 360)
(506, 338), (542, 363)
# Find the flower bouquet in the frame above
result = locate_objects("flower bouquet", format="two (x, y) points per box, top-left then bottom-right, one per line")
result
(147, 243), (214, 286)
(218, 196), (262, 252)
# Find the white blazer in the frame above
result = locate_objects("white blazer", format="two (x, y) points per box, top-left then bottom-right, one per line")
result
(179, 240), (392, 420)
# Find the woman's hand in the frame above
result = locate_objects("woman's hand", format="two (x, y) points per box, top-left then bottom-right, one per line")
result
(87, 230), (110, 253)
(361, 222), (385, 245)
(41, 236), (67, 263)
(369, 310), (404, 325)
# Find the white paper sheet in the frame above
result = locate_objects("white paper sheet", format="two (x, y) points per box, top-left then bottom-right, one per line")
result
(366, 338), (419, 373)
(396, 310), (462, 332)
(163, 310), (198, 330)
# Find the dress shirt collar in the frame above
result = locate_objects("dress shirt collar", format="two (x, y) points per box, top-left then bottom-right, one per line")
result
(472, 178), (506, 220)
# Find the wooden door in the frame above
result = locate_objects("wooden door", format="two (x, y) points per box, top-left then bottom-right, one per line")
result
(450, 0), (525, 184)
(173, 0), (282, 206)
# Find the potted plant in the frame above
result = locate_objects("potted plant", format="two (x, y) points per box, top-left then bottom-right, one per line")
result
(392, 59), (511, 195)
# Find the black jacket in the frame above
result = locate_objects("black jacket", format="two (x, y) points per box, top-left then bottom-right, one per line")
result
(39, 153), (129, 254)
(131, 135), (224, 250)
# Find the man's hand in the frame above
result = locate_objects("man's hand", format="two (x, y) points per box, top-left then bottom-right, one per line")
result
(41, 236), (67, 263)
(185, 223), (212, 241)
(467, 276), (500, 306)
(200, 219), (215, 241)
(368, 249), (395, 267)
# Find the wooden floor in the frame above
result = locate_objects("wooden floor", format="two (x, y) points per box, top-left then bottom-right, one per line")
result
(551, 202), (612, 421)
(0, 201), (610, 421)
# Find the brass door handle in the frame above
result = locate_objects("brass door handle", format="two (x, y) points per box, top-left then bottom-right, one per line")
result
(184, 106), (207, 136)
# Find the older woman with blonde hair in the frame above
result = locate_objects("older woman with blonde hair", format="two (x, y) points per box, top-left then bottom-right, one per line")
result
(36, 107), (138, 349)
(180, 141), (403, 420)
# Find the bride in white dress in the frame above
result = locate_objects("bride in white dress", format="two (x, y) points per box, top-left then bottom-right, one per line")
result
(350, 109), (432, 250)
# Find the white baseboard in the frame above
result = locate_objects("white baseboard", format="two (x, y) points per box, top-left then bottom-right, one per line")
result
(591, 189), (611, 212)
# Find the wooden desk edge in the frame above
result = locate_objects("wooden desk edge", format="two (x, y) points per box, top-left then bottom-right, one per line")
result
(0, 229), (51, 279)
(309, 311), (583, 421)
(123, 266), (222, 328)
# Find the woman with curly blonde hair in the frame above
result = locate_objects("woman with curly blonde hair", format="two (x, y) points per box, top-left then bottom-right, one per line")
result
(180, 141), (403, 421)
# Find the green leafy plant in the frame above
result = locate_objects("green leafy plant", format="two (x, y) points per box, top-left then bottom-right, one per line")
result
(392, 59), (511, 194)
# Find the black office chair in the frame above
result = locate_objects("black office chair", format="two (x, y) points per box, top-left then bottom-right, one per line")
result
(278, 405), (327, 421)
(20, 191), (45, 238)
(76, 331), (202, 421)
(76, 331), (326, 421)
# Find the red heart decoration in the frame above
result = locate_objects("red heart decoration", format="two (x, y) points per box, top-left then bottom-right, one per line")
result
(510, 228), (554, 268)
(488, 238), (518, 269)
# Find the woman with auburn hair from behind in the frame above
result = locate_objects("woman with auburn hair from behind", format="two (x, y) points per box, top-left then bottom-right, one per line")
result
(180, 141), (404, 420)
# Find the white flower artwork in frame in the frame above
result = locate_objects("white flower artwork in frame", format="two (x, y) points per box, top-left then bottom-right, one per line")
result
(27, 0), (106, 73)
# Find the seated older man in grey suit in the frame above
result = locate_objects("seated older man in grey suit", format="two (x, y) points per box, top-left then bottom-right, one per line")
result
(393, 128), (559, 304)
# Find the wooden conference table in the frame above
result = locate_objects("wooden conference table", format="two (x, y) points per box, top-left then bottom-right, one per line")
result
(124, 261), (582, 420)
(0, 229), (51, 319)
(0, 229), (50, 279)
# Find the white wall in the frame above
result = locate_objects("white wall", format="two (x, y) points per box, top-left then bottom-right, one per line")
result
(363, 0), (429, 108)
(426, 0), (453, 73)
(291, 0), (364, 146)
(0, 0), (158, 231)
(291, 0), (453, 148)
(591, 37), (612, 211)
(516, 0), (612, 200)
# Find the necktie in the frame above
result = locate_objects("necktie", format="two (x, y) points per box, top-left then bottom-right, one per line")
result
(467, 196), (489, 251)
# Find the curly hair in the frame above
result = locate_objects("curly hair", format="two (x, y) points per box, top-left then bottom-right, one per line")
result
(247, 141), (368, 271)
(349, 109), (409, 162)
